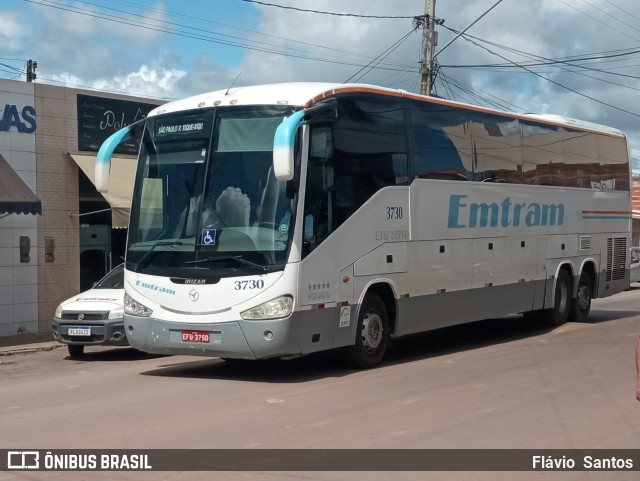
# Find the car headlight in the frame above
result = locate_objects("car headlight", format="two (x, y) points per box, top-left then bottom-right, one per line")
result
(124, 293), (153, 317)
(240, 295), (293, 320)
(54, 305), (63, 318)
(108, 306), (124, 320)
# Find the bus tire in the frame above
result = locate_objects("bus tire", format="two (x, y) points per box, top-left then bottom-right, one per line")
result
(569, 271), (593, 323)
(67, 344), (84, 358)
(541, 269), (572, 326)
(345, 293), (389, 369)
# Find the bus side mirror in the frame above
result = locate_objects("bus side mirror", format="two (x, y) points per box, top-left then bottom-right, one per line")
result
(273, 111), (304, 181)
(95, 126), (133, 192)
(273, 101), (338, 181)
(95, 118), (146, 192)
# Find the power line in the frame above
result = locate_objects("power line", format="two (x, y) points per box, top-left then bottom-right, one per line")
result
(103, 0), (419, 68)
(438, 70), (524, 112)
(24, 0), (420, 75)
(442, 27), (640, 119)
(604, 0), (640, 24)
(578, 0), (640, 36)
(0, 62), (24, 73)
(16, 0), (421, 97)
(345, 30), (416, 83)
(437, 71), (458, 101)
(239, 0), (419, 19)
(73, 0), (416, 70)
(0, 66), (25, 80)
(440, 32), (640, 83)
(555, 0), (640, 43)
(443, 47), (640, 70)
(437, 29), (640, 87)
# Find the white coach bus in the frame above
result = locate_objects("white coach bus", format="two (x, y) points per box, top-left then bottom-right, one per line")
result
(96, 83), (631, 368)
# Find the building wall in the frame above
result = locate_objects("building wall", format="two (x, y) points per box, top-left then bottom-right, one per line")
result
(34, 83), (82, 333)
(34, 83), (162, 336)
(0, 80), (39, 336)
(1, 78), (162, 337)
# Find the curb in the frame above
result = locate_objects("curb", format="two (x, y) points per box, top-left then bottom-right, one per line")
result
(0, 343), (64, 357)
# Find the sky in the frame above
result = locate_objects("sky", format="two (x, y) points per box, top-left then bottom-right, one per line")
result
(1, 0), (640, 167)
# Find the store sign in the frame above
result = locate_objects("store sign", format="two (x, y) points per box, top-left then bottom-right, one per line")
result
(77, 94), (159, 154)
(0, 104), (37, 133)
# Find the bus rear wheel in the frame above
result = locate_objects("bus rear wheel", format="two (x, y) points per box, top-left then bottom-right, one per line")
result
(541, 269), (572, 326)
(569, 271), (593, 323)
(345, 293), (389, 369)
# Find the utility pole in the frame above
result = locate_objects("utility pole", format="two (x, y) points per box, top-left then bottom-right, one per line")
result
(419, 0), (437, 96)
(26, 59), (38, 82)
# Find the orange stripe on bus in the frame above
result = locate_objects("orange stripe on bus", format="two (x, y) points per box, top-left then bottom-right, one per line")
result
(582, 210), (632, 215)
(302, 86), (625, 139)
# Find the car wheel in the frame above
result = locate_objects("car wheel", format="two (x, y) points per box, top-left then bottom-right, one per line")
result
(67, 344), (85, 358)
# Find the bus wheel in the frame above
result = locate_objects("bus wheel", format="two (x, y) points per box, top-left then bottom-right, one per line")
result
(67, 344), (84, 358)
(542, 269), (572, 326)
(569, 271), (593, 323)
(345, 293), (389, 369)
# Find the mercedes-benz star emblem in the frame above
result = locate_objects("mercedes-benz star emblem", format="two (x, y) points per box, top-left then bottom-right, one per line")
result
(77, 313), (84, 321)
(188, 289), (199, 302)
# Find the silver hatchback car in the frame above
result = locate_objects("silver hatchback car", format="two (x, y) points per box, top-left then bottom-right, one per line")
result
(52, 264), (126, 357)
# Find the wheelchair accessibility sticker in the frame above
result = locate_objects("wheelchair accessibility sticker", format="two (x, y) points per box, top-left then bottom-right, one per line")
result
(202, 229), (217, 246)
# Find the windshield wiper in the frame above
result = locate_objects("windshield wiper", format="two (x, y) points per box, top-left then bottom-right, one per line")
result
(185, 254), (268, 272)
(132, 240), (183, 272)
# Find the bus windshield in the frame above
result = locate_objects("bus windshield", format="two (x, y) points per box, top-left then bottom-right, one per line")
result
(126, 105), (298, 278)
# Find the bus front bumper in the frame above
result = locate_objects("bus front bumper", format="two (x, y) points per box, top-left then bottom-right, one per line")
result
(123, 313), (302, 360)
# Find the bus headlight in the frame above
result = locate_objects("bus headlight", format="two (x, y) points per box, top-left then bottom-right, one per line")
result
(241, 295), (293, 320)
(124, 293), (153, 317)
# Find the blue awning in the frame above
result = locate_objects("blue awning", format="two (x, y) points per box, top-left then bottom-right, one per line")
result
(0, 153), (41, 216)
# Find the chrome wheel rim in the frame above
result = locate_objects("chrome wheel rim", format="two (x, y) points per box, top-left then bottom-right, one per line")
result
(361, 309), (383, 353)
(576, 284), (590, 310)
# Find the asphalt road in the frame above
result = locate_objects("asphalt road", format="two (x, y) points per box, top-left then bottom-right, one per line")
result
(1, 288), (640, 481)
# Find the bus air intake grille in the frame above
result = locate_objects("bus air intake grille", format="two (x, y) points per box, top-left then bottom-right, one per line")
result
(580, 236), (592, 250)
(605, 237), (627, 281)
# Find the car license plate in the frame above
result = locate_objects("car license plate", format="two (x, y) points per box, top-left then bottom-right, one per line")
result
(181, 330), (210, 343)
(68, 326), (91, 336)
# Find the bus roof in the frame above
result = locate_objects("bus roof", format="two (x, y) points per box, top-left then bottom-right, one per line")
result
(149, 82), (625, 137)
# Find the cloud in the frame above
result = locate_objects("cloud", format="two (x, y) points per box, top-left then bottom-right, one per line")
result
(50, 65), (186, 98)
(174, 54), (235, 99)
(5, 0), (639, 159)
(431, 0), (640, 155)
(21, 1), (172, 83)
(226, 0), (422, 89)
(0, 10), (26, 52)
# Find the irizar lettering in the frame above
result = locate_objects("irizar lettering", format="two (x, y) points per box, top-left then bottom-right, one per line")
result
(448, 194), (564, 228)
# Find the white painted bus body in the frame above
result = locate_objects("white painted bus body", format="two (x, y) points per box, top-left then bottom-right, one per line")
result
(108, 83), (630, 361)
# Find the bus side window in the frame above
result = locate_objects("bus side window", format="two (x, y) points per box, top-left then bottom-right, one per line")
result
(408, 100), (471, 180)
(468, 112), (523, 184)
(302, 95), (408, 257)
(521, 121), (564, 186)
